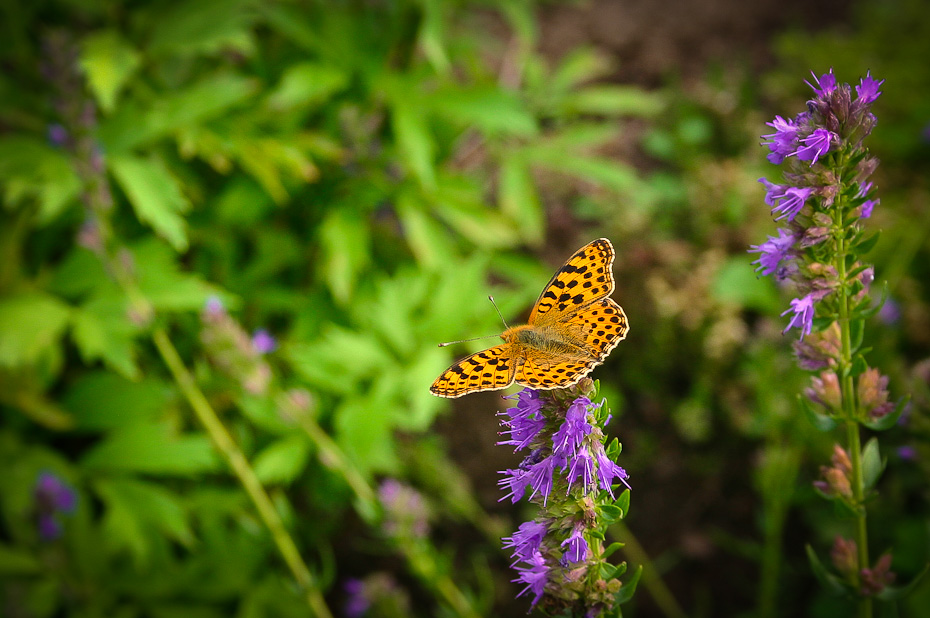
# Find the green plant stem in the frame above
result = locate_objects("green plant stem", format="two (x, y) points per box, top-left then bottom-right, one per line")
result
(612, 521), (686, 618)
(835, 207), (872, 618)
(152, 328), (334, 618)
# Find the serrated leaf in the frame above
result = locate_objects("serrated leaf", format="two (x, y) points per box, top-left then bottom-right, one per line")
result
(395, 190), (457, 269)
(79, 31), (141, 113)
(0, 137), (81, 223)
(70, 298), (140, 379)
(253, 435), (311, 485)
(0, 292), (71, 368)
(861, 437), (884, 491)
(81, 422), (221, 476)
(110, 155), (190, 251)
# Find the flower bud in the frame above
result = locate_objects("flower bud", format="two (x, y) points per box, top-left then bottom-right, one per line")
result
(830, 536), (858, 580)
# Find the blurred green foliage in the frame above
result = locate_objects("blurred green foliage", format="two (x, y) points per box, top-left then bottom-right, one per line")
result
(2, 0), (929, 616)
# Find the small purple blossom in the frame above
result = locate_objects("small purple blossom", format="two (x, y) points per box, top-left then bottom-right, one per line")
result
(47, 123), (69, 147)
(499, 391), (546, 452)
(512, 550), (549, 607)
(762, 115), (799, 164)
(878, 298), (900, 325)
(594, 448), (630, 497)
(344, 578), (370, 618)
(552, 397), (595, 458)
(772, 186), (815, 221)
(567, 448), (595, 493)
(498, 467), (532, 504)
(527, 455), (559, 504)
(34, 472), (77, 541)
(204, 295), (225, 317)
(560, 526), (589, 565)
(855, 71), (884, 105)
(781, 293), (817, 339)
(759, 177), (789, 206)
(251, 329), (277, 354)
(794, 128), (834, 165)
(860, 199), (879, 218)
(749, 228), (796, 276)
(503, 520), (548, 561)
(897, 446), (917, 461)
(806, 68), (837, 98)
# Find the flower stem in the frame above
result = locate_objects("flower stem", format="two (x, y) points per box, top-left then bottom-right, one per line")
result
(152, 328), (333, 618)
(834, 198), (871, 618)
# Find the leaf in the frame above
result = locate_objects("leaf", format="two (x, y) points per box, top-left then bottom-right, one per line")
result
(0, 292), (71, 368)
(266, 62), (348, 110)
(0, 137), (81, 223)
(70, 298), (140, 379)
(78, 31), (141, 113)
(854, 230), (881, 254)
(864, 395), (910, 431)
(63, 372), (168, 432)
(563, 86), (665, 117)
(429, 86), (537, 137)
(602, 541), (624, 560)
(806, 544), (850, 595)
(798, 395), (837, 432)
(392, 102), (436, 190)
(95, 477), (194, 566)
(0, 544), (41, 575)
(110, 155), (191, 251)
(599, 504), (624, 525)
(395, 190), (457, 269)
(318, 208), (370, 304)
(147, 0), (256, 58)
(133, 239), (226, 312)
(861, 437), (885, 492)
(613, 565), (643, 605)
(81, 421), (221, 476)
(711, 257), (782, 312)
(334, 393), (397, 475)
(498, 156), (544, 244)
(877, 563), (930, 601)
(253, 435), (312, 485)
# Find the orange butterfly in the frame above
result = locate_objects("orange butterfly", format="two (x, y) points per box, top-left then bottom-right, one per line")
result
(430, 238), (629, 398)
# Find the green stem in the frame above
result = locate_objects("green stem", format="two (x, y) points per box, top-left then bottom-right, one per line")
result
(152, 329), (334, 618)
(611, 521), (687, 618)
(835, 203), (871, 618)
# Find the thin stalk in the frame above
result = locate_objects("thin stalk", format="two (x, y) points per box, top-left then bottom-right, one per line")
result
(152, 329), (333, 618)
(834, 200), (872, 618)
(611, 521), (687, 618)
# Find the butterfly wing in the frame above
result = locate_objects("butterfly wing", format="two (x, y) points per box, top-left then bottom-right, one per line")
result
(528, 238), (615, 326)
(430, 344), (517, 398)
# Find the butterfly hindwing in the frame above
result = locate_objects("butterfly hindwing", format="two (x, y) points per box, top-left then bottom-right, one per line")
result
(529, 238), (615, 326)
(515, 355), (597, 390)
(563, 297), (630, 361)
(429, 344), (517, 398)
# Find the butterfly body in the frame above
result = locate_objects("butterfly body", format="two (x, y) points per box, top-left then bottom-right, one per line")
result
(430, 239), (629, 398)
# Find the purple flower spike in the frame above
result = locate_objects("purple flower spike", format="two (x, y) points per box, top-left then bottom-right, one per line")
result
(567, 448), (595, 493)
(856, 71), (884, 104)
(794, 128), (833, 165)
(806, 68), (837, 98)
(512, 551), (549, 607)
(595, 449), (630, 497)
(781, 293), (817, 339)
(749, 228), (796, 277)
(762, 116), (799, 164)
(552, 397), (594, 458)
(772, 187), (814, 221)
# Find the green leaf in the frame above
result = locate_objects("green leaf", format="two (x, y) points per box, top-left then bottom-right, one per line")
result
(429, 86), (537, 137)
(395, 189), (457, 269)
(70, 298), (140, 379)
(711, 257), (782, 311)
(335, 393), (397, 475)
(318, 208), (370, 304)
(854, 230), (881, 254)
(850, 354), (869, 378)
(806, 544), (850, 596)
(0, 292), (71, 368)
(864, 395), (910, 431)
(877, 563), (930, 601)
(253, 435), (312, 485)
(81, 421), (221, 476)
(266, 62), (348, 110)
(110, 155), (191, 251)
(95, 477), (194, 566)
(602, 541), (624, 560)
(0, 137), (81, 223)
(615, 488), (630, 516)
(563, 86), (665, 117)
(614, 565), (643, 605)
(78, 31), (141, 113)
(0, 544), (41, 575)
(392, 103), (436, 190)
(498, 156), (544, 244)
(849, 318), (865, 353)
(798, 395), (837, 432)
(133, 239), (226, 312)
(63, 372), (168, 432)
(861, 437), (884, 492)
(599, 504), (624, 525)
(147, 0), (256, 58)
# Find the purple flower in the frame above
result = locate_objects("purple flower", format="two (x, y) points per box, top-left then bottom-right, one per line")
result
(527, 455), (559, 504)
(855, 71), (884, 104)
(251, 329), (277, 354)
(794, 128), (833, 165)
(567, 448), (595, 493)
(204, 295), (225, 317)
(878, 298), (900, 325)
(503, 520), (548, 561)
(34, 472), (77, 541)
(759, 177), (789, 206)
(47, 123), (69, 147)
(594, 449), (630, 497)
(499, 466), (532, 504)
(378, 479), (429, 538)
(897, 446), (917, 461)
(499, 390), (546, 452)
(860, 199), (879, 219)
(344, 578), (370, 618)
(560, 526), (588, 565)
(781, 293), (817, 339)
(749, 228), (796, 276)
(552, 397), (594, 458)
(761, 116), (799, 164)
(806, 68), (837, 98)
(512, 551), (549, 607)
(772, 187), (814, 221)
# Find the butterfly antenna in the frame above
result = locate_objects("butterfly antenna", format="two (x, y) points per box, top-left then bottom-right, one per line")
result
(488, 295), (510, 329)
(437, 334), (499, 348)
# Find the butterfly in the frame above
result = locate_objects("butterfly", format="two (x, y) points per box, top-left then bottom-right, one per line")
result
(430, 238), (629, 398)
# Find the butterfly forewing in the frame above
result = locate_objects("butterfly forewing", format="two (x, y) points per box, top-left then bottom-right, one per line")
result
(429, 344), (517, 398)
(528, 238), (616, 326)
(566, 297), (629, 361)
